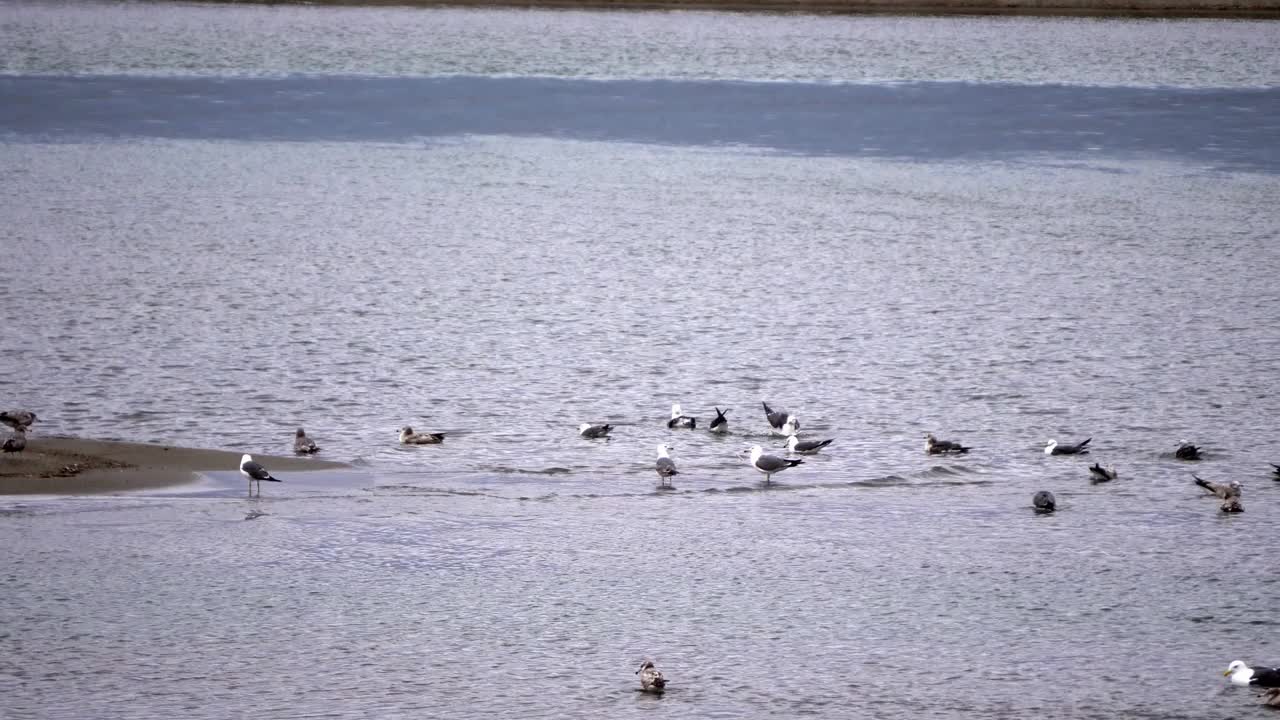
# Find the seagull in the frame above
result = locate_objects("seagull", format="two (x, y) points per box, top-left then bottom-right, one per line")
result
(786, 434), (833, 455)
(1032, 490), (1056, 513)
(1194, 474), (1241, 499)
(924, 433), (970, 455)
(748, 445), (803, 484)
(655, 444), (678, 487)
(1175, 441), (1202, 460)
(1044, 438), (1091, 455)
(1262, 688), (1280, 708)
(239, 454), (281, 497)
(1270, 463), (1280, 480)
(709, 407), (729, 434)
(636, 659), (666, 693)
(1088, 463), (1117, 482)
(578, 423), (612, 439)
(400, 426), (445, 444)
(1225, 660), (1280, 687)
(0, 410), (37, 431)
(2, 428), (26, 453)
(762, 401), (799, 436)
(293, 427), (320, 454)
(666, 404), (696, 430)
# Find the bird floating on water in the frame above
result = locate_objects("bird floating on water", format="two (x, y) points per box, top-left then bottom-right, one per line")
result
(709, 407), (729, 434)
(1032, 490), (1056, 513)
(1262, 688), (1280, 708)
(1270, 463), (1280, 480)
(239, 454), (281, 497)
(400, 426), (445, 445)
(578, 423), (612, 439)
(1193, 474), (1240, 500)
(293, 427), (320, 454)
(0, 410), (37, 432)
(762, 402), (799, 436)
(636, 659), (667, 693)
(1225, 660), (1280, 687)
(925, 433), (970, 455)
(1045, 438), (1091, 455)
(654, 444), (678, 488)
(787, 434), (833, 455)
(748, 445), (803, 484)
(1088, 463), (1117, 482)
(667, 404), (696, 429)
(1175, 441), (1202, 460)
(2, 427), (26, 453)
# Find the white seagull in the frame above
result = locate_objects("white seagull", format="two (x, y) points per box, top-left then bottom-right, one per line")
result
(667, 404), (696, 429)
(655, 444), (678, 487)
(239, 454), (281, 497)
(762, 401), (799, 436)
(786, 434), (833, 455)
(1044, 437), (1091, 455)
(748, 445), (803, 484)
(1225, 660), (1280, 687)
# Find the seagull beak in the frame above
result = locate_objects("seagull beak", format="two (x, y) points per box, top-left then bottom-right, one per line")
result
(1224, 669), (1232, 676)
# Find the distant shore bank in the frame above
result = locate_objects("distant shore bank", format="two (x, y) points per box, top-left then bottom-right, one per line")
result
(195, 0), (1280, 19)
(0, 437), (345, 495)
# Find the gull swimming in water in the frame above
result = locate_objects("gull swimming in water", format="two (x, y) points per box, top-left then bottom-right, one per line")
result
(1193, 474), (1241, 500)
(1032, 490), (1056, 513)
(1088, 463), (1117, 482)
(925, 433), (970, 455)
(239, 454), (281, 497)
(400, 426), (445, 445)
(654, 444), (678, 487)
(636, 659), (667, 693)
(709, 407), (729, 434)
(293, 427), (320, 454)
(1045, 437), (1091, 455)
(667, 404), (696, 429)
(578, 423), (612, 439)
(762, 401), (799, 436)
(2, 427), (26, 453)
(1225, 660), (1280, 687)
(748, 445), (803, 484)
(1175, 441), (1202, 460)
(1262, 688), (1280, 708)
(0, 410), (37, 431)
(786, 434), (833, 455)
(1270, 463), (1279, 480)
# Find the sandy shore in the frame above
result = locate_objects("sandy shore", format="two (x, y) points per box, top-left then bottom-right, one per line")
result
(0, 437), (346, 495)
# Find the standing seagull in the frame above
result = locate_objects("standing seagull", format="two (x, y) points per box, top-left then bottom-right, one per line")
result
(578, 423), (612, 439)
(1032, 490), (1056, 513)
(709, 407), (729, 434)
(2, 428), (26, 453)
(747, 445), (803, 484)
(1175, 441), (1202, 460)
(786, 434), (833, 455)
(762, 402), (800, 436)
(293, 428), (320, 454)
(636, 659), (667, 693)
(400, 426), (445, 445)
(654, 444), (678, 488)
(925, 433), (970, 455)
(0, 410), (37, 431)
(1045, 438), (1091, 455)
(1225, 660), (1280, 687)
(1088, 463), (1118, 482)
(667, 404), (696, 429)
(239, 454), (281, 497)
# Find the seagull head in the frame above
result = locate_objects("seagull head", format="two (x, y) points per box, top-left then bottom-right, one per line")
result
(1225, 660), (1247, 676)
(656, 443), (672, 458)
(786, 435), (800, 450)
(1044, 440), (1057, 454)
(670, 404), (683, 419)
(748, 445), (764, 461)
(240, 453), (253, 466)
(1230, 480), (1242, 490)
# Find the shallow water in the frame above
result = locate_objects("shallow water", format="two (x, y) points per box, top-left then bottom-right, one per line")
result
(2, 3), (1279, 718)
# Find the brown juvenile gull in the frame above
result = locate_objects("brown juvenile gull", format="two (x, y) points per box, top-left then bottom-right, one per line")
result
(1193, 474), (1241, 500)
(925, 433), (970, 455)
(399, 426), (445, 445)
(1032, 490), (1056, 513)
(293, 427), (320, 454)
(0, 410), (37, 431)
(666, 404), (696, 429)
(240, 454), (281, 498)
(2, 428), (26, 453)
(654, 444), (678, 488)
(636, 659), (667, 694)
(1045, 437), (1091, 455)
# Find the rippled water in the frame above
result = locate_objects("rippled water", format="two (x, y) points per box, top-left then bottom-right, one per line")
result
(2, 3), (1279, 719)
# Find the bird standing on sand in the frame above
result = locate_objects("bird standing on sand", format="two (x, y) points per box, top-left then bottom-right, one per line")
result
(1088, 463), (1117, 482)
(2, 427), (26, 453)
(748, 445), (803, 484)
(400, 426), (445, 445)
(925, 433), (970, 455)
(709, 407), (729, 434)
(787, 434), (833, 455)
(1225, 660), (1280, 687)
(762, 402), (799, 436)
(239, 454), (281, 497)
(1175, 441), (1202, 460)
(0, 410), (37, 431)
(667, 404), (696, 429)
(1045, 438), (1091, 455)
(655, 444), (678, 487)
(293, 428), (319, 454)
(1032, 490), (1056, 513)
(578, 423), (612, 439)
(636, 660), (667, 693)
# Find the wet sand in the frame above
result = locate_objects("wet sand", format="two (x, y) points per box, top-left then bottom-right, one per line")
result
(0, 437), (347, 495)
